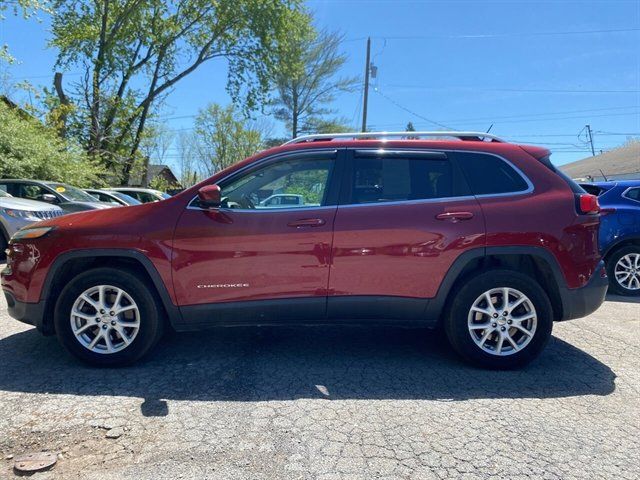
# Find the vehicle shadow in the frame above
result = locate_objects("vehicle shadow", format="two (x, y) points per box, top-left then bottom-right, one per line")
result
(606, 293), (640, 304)
(0, 325), (616, 408)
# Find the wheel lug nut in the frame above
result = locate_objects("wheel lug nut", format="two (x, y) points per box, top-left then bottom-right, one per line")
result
(507, 320), (512, 324)
(111, 320), (116, 326)
(102, 324), (108, 330)
(109, 311), (115, 316)
(100, 309), (105, 314)
(503, 312), (508, 316)
(95, 318), (100, 323)
(492, 323), (497, 328)
(493, 313), (498, 318)
(501, 326), (506, 331)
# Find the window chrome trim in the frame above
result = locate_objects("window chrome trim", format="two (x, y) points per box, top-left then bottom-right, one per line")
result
(186, 148), (339, 212)
(621, 186), (640, 204)
(339, 148), (534, 208)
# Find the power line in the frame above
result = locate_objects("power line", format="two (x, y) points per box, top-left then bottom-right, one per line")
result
(344, 27), (640, 42)
(383, 85), (640, 94)
(374, 89), (453, 130)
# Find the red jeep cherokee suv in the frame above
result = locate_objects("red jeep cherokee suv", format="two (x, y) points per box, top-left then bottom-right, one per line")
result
(1, 132), (608, 368)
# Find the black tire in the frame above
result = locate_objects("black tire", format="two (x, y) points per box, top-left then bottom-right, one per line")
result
(606, 246), (640, 296)
(0, 229), (7, 262)
(444, 269), (553, 369)
(54, 267), (164, 366)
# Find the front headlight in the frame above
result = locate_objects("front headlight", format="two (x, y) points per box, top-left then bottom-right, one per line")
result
(10, 226), (55, 242)
(3, 208), (40, 222)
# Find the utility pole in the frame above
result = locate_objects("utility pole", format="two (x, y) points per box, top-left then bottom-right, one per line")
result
(585, 124), (596, 156)
(361, 37), (371, 133)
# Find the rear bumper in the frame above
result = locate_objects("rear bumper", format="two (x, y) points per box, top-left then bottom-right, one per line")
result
(3, 290), (47, 333)
(558, 261), (608, 321)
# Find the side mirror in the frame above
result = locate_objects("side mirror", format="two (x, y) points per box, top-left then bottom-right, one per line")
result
(42, 193), (58, 204)
(197, 184), (222, 209)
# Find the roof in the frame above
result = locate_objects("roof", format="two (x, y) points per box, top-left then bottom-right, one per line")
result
(585, 180), (640, 188)
(559, 142), (640, 181)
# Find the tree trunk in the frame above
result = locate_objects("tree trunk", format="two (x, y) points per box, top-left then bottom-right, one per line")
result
(53, 72), (70, 139)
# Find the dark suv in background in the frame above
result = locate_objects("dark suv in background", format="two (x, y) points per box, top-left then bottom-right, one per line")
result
(2, 132), (607, 369)
(0, 179), (112, 213)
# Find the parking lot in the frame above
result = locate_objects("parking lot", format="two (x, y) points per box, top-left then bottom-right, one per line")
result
(0, 280), (638, 480)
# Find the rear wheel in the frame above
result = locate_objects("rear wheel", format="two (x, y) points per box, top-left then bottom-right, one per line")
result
(444, 270), (553, 369)
(606, 246), (640, 296)
(54, 268), (164, 366)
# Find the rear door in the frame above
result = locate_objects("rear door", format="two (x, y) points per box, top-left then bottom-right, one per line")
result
(328, 149), (485, 320)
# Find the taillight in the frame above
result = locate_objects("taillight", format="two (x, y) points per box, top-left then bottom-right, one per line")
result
(578, 193), (600, 214)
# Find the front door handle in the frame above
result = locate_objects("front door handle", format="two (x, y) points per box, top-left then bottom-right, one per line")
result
(435, 212), (474, 222)
(287, 218), (326, 228)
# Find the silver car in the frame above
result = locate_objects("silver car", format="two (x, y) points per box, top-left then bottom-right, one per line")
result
(0, 190), (64, 252)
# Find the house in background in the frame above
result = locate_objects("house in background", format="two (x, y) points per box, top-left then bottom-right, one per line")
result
(560, 142), (640, 182)
(128, 164), (181, 188)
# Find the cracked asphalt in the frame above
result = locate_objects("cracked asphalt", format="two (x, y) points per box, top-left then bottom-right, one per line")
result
(0, 278), (638, 479)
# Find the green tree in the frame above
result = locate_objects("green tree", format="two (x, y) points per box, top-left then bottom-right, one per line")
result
(0, 100), (102, 186)
(50, 0), (310, 183)
(272, 29), (358, 138)
(194, 103), (264, 175)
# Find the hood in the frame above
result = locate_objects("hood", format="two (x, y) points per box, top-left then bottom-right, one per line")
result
(64, 201), (115, 210)
(0, 197), (62, 211)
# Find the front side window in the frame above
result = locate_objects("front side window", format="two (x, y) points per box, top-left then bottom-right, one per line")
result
(349, 156), (467, 204)
(218, 157), (333, 210)
(18, 184), (52, 202)
(455, 153), (530, 196)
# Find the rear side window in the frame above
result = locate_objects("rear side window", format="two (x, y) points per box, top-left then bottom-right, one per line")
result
(624, 187), (640, 202)
(455, 153), (529, 196)
(349, 156), (469, 204)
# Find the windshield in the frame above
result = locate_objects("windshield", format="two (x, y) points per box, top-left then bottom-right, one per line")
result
(112, 192), (142, 205)
(45, 182), (99, 202)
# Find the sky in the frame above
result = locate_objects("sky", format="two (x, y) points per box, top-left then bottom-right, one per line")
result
(1, 0), (639, 175)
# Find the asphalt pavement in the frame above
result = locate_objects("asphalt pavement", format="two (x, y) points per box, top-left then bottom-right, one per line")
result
(0, 276), (638, 479)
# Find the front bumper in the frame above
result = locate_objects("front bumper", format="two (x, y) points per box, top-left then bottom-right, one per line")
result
(558, 260), (608, 321)
(3, 290), (47, 333)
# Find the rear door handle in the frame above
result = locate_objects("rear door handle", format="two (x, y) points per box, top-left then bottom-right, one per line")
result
(287, 218), (326, 228)
(435, 212), (474, 222)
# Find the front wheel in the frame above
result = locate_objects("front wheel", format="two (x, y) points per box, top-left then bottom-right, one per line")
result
(606, 246), (640, 296)
(54, 267), (164, 366)
(444, 270), (553, 369)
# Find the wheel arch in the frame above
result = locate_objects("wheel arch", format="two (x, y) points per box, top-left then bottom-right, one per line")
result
(40, 249), (181, 335)
(603, 235), (640, 261)
(426, 247), (568, 324)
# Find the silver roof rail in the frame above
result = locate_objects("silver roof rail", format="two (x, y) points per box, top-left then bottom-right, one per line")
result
(282, 131), (505, 145)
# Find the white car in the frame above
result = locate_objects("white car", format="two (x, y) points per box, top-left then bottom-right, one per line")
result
(0, 189), (64, 252)
(104, 188), (171, 204)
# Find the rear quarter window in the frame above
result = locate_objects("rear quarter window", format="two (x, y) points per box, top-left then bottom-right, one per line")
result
(454, 152), (529, 195)
(624, 187), (640, 202)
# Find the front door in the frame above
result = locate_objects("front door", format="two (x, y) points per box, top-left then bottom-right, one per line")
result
(328, 149), (486, 320)
(172, 149), (341, 325)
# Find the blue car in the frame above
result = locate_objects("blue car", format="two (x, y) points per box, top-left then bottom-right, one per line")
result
(580, 180), (640, 296)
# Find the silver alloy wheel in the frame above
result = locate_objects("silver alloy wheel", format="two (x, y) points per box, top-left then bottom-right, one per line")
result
(467, 287), (537, 356)
(614, 253), (640, 291)
(70, 285), (140, 354)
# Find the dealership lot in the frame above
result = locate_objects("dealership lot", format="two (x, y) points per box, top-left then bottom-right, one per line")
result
(0, 285), (638, 479)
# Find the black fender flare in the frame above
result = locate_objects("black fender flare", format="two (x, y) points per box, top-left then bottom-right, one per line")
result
(424, 246), (569, 321)
(41, 249), (182, 330)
